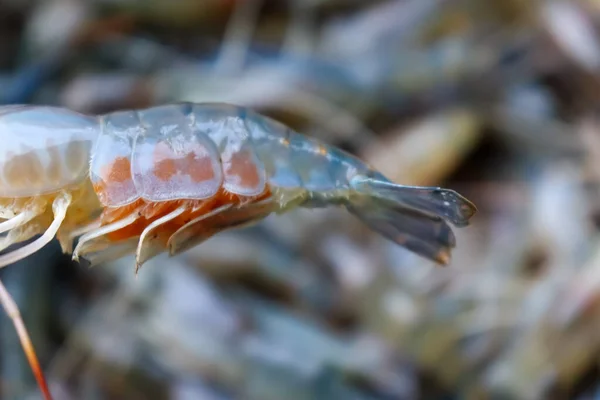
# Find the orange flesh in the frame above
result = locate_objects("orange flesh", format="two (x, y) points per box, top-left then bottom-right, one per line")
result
(153, 142), (217, 183)
(153, 142), (178, 181)
(93, 156), (135, 205)
(225, 150), (262, 189)
(186, 152), (216, 183)
(106, 156), (132, 183)
(96, 147), (272, 243)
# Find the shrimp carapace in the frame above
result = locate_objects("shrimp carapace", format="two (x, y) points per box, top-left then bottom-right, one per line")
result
(0, 102), (477, 272)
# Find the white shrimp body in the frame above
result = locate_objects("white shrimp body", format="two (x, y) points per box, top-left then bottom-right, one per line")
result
(0, 105), (98, 198)
(0, 102), (476, 271)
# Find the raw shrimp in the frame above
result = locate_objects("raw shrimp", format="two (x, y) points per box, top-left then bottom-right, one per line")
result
(0, 102), (476, 270)
(0, 102), (476, 399)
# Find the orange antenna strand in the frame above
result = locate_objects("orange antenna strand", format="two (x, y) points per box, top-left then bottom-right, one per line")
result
(0, 279), (53, 400)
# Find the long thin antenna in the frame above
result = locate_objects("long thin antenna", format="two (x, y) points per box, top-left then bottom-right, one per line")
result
(0, 279), (52, 400)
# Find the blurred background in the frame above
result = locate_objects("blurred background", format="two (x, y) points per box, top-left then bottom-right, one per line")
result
(1, 0), (599, 398)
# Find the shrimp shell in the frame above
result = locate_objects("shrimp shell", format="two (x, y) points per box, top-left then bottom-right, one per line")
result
(0, 102), (477, 271)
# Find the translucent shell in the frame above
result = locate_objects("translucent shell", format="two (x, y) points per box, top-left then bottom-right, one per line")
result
(246, 116), (303, 189)
(0, 102), (478, 275)
(90, 111), (141, 206)
(91, 104), (225, 207)
(132, 104), (222, 202)
(191, 104), (267, 197)
(90, 102), (359, 208)
(246, 113), (360, 192)
(288, 132), (336, 191)
(0, 106), (98, 198)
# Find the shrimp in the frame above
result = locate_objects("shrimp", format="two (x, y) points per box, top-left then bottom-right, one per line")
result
(0, 102), (476, 399)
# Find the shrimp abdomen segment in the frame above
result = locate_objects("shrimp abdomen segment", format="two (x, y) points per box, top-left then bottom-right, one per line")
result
(191, 104), (267, 197)
(245, 113), (365, 200)
(132, 104), (223, 201)
(90, 111), (141, 206)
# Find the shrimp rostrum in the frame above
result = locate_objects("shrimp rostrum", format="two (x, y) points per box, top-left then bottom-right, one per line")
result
(0, 103), (475, 399)
(0, 102), (476, 271)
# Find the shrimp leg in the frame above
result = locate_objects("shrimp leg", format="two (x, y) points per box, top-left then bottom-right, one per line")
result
(135, 205), (187, 273)
(0, 195), (68, 400)
(72, 212), (139, 262)
(0, 201), (47, 253)
(166, 204), (233, 257)
(0, 192), (71, 269)
(0, 279), (52, 400)
(82, 238), (139, 268)
(167, 197), (275, 257)
(0, 210), (38, 234)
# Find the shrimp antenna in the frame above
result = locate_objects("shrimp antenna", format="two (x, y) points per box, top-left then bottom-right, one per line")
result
(0, 279), (53, 400)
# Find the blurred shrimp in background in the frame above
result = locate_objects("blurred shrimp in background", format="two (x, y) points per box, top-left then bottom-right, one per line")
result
(0, 0), (599, 399)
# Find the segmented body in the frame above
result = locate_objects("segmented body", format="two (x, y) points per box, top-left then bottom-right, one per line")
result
(0, 102), (395, 269)
(0, 102), (475, 271)
(0, 102), (364, 200)
(90, 102), (366, 209)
